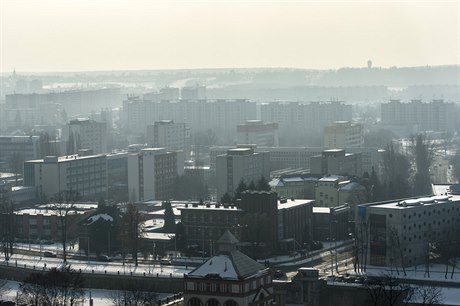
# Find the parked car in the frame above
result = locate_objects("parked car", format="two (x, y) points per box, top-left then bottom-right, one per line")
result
(97, 255), (111, 262)
(43, 251), (57, 258)
(160, 258), (172, 265)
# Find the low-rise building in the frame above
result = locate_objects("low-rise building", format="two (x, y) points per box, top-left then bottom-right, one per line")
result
(13, 203), (96, 242)
(179, 202), (242, 254)
(356, 194), (460, 267)
(312, 205), (350, 241)
(183, 231), (274, 306)
(278, 198), (314, 250)
(310, 149), (362, 177)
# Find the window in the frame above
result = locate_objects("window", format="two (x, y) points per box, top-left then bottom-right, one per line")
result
(206, 299), (220, 306)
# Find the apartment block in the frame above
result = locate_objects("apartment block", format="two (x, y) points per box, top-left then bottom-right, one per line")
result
(23, 154), (108, 201)
(0, 136), (40, 168)
(122, 98), (257, 139)
(324, 121), (363, 149)
(146, 120), (190, 159)
(237, 120), (279, 147)
(381, 99), (459, 135)
(127, 148), (184, 202)
(216, 148), (270, 200)
(310, 149), (363, 177)
(260, 101), (352, 134)
(66, 118), (108, 154)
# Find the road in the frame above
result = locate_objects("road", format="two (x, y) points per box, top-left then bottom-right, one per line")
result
(285, 249), (354, 280)
(1, 252), (193, 278)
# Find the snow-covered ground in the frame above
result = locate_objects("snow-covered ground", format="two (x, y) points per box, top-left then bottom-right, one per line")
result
(0, 280), (177, 305)
(1, 253), (194, 278)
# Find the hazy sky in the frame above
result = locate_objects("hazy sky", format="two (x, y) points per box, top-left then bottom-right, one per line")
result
(1, 0), (459, 72)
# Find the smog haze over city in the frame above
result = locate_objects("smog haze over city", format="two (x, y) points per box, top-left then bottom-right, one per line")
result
(1, 1), (460, 305)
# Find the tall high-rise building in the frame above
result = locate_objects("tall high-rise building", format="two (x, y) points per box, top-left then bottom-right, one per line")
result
(324, 121), (363, 149)
(216, 148), (270, 200)
(127, 148), (184, 202)
(237, 120), (279, 147)
(66, 118), (108, 155)
(381, 99), (459, 135)
(146, 120), (190, 159)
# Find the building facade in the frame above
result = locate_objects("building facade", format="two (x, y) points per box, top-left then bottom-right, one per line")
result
(216, 148), (270, 200)
(127, 148), (184, 202)
(356, 194), (460, 267)
(23, 154), (107, 201)
(323, 121), (363, 149)
(183, 231), (274, 306)
(146, 120), (190, 159)
(66, 118), (108, 155)
(310, 149), (362, 177)
(237, 120), (279, 147)
(381, 99), (459, 135)
(179, 202), (243, 253)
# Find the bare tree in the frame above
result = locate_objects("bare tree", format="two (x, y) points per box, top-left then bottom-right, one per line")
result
(364, 273), (410, 306)
(111, 287), (158, 306)
(410, 134), (435, 196)
(388, 227), (406, 276)
(120, 203), (145, 267)
(10, 151), (24, 186)
(52, 190), (80, 262)
(413, 285), (444, 306)
(19, 264), (85, 306)
(0, 189), (15, 261)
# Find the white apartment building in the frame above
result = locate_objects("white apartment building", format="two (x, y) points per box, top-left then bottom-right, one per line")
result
(146, 120), (190, 159)
(324, 121), (363, 148)
(357, 193), (460, 267)
(216, 148), (270, 200)
(122, 98), (257, 138)
(23, 154), (107, 200)
(236, 120), (279, 147)
(310, 149), (363, 177)
(381, 99), (459, 135)
(66, 118), (108, 154)
(210, 146), (381, 178)
(260, 101), (352, 134)
(127, 148), (184, 202)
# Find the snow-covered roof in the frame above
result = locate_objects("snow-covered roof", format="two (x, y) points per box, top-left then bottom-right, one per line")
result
(339, 182), (366, 191)
(188, 251), (266, 280)
(87, 213), (114, 225)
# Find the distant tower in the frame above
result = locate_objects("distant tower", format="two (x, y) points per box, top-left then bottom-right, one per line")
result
(367, 60), (372, 69)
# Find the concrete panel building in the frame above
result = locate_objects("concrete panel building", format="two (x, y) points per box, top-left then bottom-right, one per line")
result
(23, 154), (108, 201)
(127, 148), (184, 202)
(237, 120), (279, 147)
(146, 120), (190, 159)
(216, 148), (270, 200)
(66, 118), (108, 155)
(324, 121), (363, 149)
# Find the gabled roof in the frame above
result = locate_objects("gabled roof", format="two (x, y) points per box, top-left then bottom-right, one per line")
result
(216, 230), (239, 245)
(188, 250), (266, 280)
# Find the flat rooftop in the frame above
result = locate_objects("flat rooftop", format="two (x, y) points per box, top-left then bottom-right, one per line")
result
(278, 198), (314, 209)
(361, 195), (460, 210)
